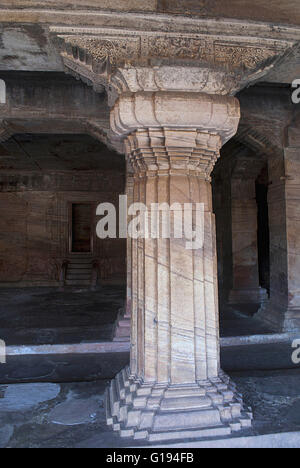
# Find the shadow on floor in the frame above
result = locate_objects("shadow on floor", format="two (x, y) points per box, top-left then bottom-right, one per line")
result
(2, 369), (300, 447)
(220, 303), (274, 337)
(0, 286), (126, 346)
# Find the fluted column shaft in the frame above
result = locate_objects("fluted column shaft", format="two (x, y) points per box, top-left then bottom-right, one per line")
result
(128, 129), (221, 384)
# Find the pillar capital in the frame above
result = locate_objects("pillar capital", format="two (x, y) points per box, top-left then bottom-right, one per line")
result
(111, 92), (240, 140)
(124, 128), (222, 181)
(110, 91), (240, 179)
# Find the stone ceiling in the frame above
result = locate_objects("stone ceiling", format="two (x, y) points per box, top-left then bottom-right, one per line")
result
(2, 0), (300, 24)
(1, 1), (300, 84)
(0, 134), (124, 172)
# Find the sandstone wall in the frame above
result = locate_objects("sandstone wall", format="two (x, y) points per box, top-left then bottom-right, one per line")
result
(0, 171), (126, 286)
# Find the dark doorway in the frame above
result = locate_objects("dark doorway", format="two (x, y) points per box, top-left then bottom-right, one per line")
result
(71, 203), (93, 253)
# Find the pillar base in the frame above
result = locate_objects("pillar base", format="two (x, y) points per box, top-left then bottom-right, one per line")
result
(257, 301), (300, 333)
(106, 367), (252, 443)
(229, 287), (268, 305)
(113, 308), (131, 342)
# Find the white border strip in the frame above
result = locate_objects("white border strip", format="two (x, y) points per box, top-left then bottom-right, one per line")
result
(221, 332), (299, 347)
(6, 341), (130, 356)
(5, 333), (299, 356)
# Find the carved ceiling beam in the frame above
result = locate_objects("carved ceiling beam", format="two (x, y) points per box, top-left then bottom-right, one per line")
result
(236, 123), (283, 159)
(50, 23), (297, 106)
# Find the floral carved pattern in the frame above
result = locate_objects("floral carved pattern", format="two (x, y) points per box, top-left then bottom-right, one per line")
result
(148, 37), (209, 60)
(62, 36), (140, 67)
(214, 44), (281, 70)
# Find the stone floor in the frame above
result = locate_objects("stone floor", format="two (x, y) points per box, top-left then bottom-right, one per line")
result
(0, 286), (125, 345)
(1, 368), (300, 448)
(1, 339), (299, 384)
(0, 287), (299, 447)
(0, 287), (271, 347)
(220, 303), (274, 337)
(0, 287), (295, 384)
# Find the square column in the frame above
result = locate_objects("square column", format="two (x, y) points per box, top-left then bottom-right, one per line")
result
(229, 175), (267, 306)
(113, 164), (134, 342)
(106, 92), (252, 442)
(258, 141), (300, 331)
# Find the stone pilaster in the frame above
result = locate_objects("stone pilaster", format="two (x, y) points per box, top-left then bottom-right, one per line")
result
(106, 92), (252, 442)
(113, 163), (134, 342)
(229, 158), (268, 305)
(258, 128), (300, 331)
(284, 146), (300, 330)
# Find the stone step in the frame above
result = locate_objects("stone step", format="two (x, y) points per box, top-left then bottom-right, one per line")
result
(147, 425), (232, 443)
(116, 371), (126, 400)
(105, 388), (114, 426)
(67, 268), (92, 272)
(117, 320), (130, 328)
(64, 257), (94, 286)
(66, 274), (92, 280)
(114, 328), (130, 338)
(153, 408), (222, 432)
(160, 396), (212, 412)
(65, 280), (91, 286)
(110, 379), (121, 418)
(67, 257), (93, 264)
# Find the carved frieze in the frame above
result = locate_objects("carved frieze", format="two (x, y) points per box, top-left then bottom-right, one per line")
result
(214, 43), (281, 70)
(51, 24), (294, 105)
(61, 35), (141, 68)
(55, 30), (289, 72)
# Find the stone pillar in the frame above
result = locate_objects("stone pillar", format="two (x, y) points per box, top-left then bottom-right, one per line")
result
(106, 92), (252, 442)
(113, 163), (134, 342)
(284, 146), (300, 330)
(229, 165), (268, 306)
(258, 126), (300, 331)
(125, 165), (134, 317)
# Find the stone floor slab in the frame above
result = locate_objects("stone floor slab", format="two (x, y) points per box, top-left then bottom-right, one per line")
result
(0, 383), (60, 411)
(48, 398), (101, 426)
(0, 371), (299, 447)
(0, 425), (14, 448)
